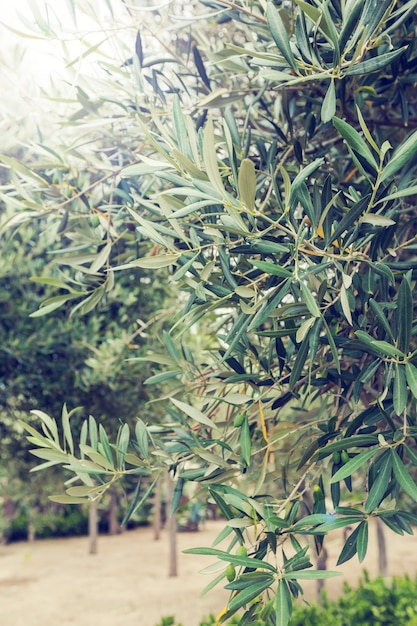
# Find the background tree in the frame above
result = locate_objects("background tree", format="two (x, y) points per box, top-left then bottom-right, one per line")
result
(0, 168), (172, 541)
(4, 0), (417, 624)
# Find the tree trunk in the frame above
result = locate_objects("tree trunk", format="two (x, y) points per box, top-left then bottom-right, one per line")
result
(89, 500), (98, 555)
(27, 507), (36, 542)
(376, 517), (388, 576)
(108, 489), (120, 535)
(153, 475), (162, 541)
(166, 471), (178, 577)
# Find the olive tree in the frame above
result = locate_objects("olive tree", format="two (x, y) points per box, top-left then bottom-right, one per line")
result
(4, 0), (417, 623)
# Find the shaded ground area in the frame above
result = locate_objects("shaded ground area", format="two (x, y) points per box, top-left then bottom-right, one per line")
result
(1, 520), (417, 626)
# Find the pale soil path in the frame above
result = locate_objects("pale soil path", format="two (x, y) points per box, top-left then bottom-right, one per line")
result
(1, 520), (417, 626)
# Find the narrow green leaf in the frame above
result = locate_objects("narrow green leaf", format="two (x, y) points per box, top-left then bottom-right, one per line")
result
(99, 425), (113, 465)
(122, 476), (158, 525)
(66, 485), (105, 497)
(381, 128), (417, 182)
(30, 298), (71, 317)
(128, 212), (171, 249)
(313, 516), (364, 533)
(290, 330), (311, 390)
(397, 278), (413, 354)
(321, 79), (336, 123)
(356, 105), (380, 154)
(355, 331), (404, 358)
(249, 259), (293, 278)
(406, 362), (417, 400)
(89, 242), (111, 274)
(162, 330), (180, 363)
(79, 445), (115, 471)
(376, 184), (417, 204)
(238, 158), (256, 212)
(171, 477), (185, 514)
(124, 453), (145, 467)
(30, 448), (68, 463)
(121, 160), (172, 176)
(391, 450), (417, 502)
(61, 404), (74, 455)
(295, 0), (336, 44)
(247, 280), (292, 331)
(170, 397), (218, 430)
(346, 47), (406, 77)
(203, 116), (225, 197)
(330, 449), (376, 483)
(340, 284), (352, 326)
(360, 215), (395, 227)
(117, 423), (130, 457)
(330, 195), (371, 243)
(267, 2), (297, 71)
(356, 521), (368, 563)
(135, 419), (149, 459)
(200, 571), (228, 598)
(393, 365), (407, 417)
(276, 579), (292, 626)
(225, 572), (275, 590)
(299, 280), (320, 317)
(369, 299), (394, 341)
(226, 518), (254, 528)
(332, 118), (378, 172)
(116, 254), (180, 270)
(365, 450), (392, 513)
(87, 416), (97, 451)
(292, 159), (324, 195)
(322, 317), (340, 373)
(227, 577), (274, 615)
(144, 370), (182, 385)
(49, 495), (88, 504)
(184, 547), (277, 572)
(240, 415), (252, 467)
(173, 95), (191, 158)
(31, 409), (59, 445)
(296, 317), (315, 343)
(337, 524), (360, 565)
(283, 569), (342, 580)
(172, 149), (206, 179)
(250, 240), (289, 254)
(291, 514), (330, 531)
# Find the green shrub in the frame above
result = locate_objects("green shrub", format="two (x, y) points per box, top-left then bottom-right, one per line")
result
(6, 508), (89, 542)
(157, 574), (417, 626)
(290, 573), (417, 626)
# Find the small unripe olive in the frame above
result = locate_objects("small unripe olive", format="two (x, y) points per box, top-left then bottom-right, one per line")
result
(90, 215), (100, 228)
(313, 484), (323, 502)
(341, 450), (350, 464)
(236, 545), (247, 557)
(332, 451), (341, 464)
(225, 564), (236, 582)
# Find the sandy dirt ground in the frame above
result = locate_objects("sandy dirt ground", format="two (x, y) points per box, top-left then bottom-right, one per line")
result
(1, 519), (417, 626)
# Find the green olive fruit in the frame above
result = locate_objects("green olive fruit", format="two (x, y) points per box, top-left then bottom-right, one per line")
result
(313, 484), (323, 502)
(341, 450), (350, 464)
(332, 451), (341, 464)
(90, 215), (100, 228)
(236, 545), (247, 557)
(225, 564), (236, 582)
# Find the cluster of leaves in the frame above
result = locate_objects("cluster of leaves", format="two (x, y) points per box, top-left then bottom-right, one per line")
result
(4, 0), (417, 624)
